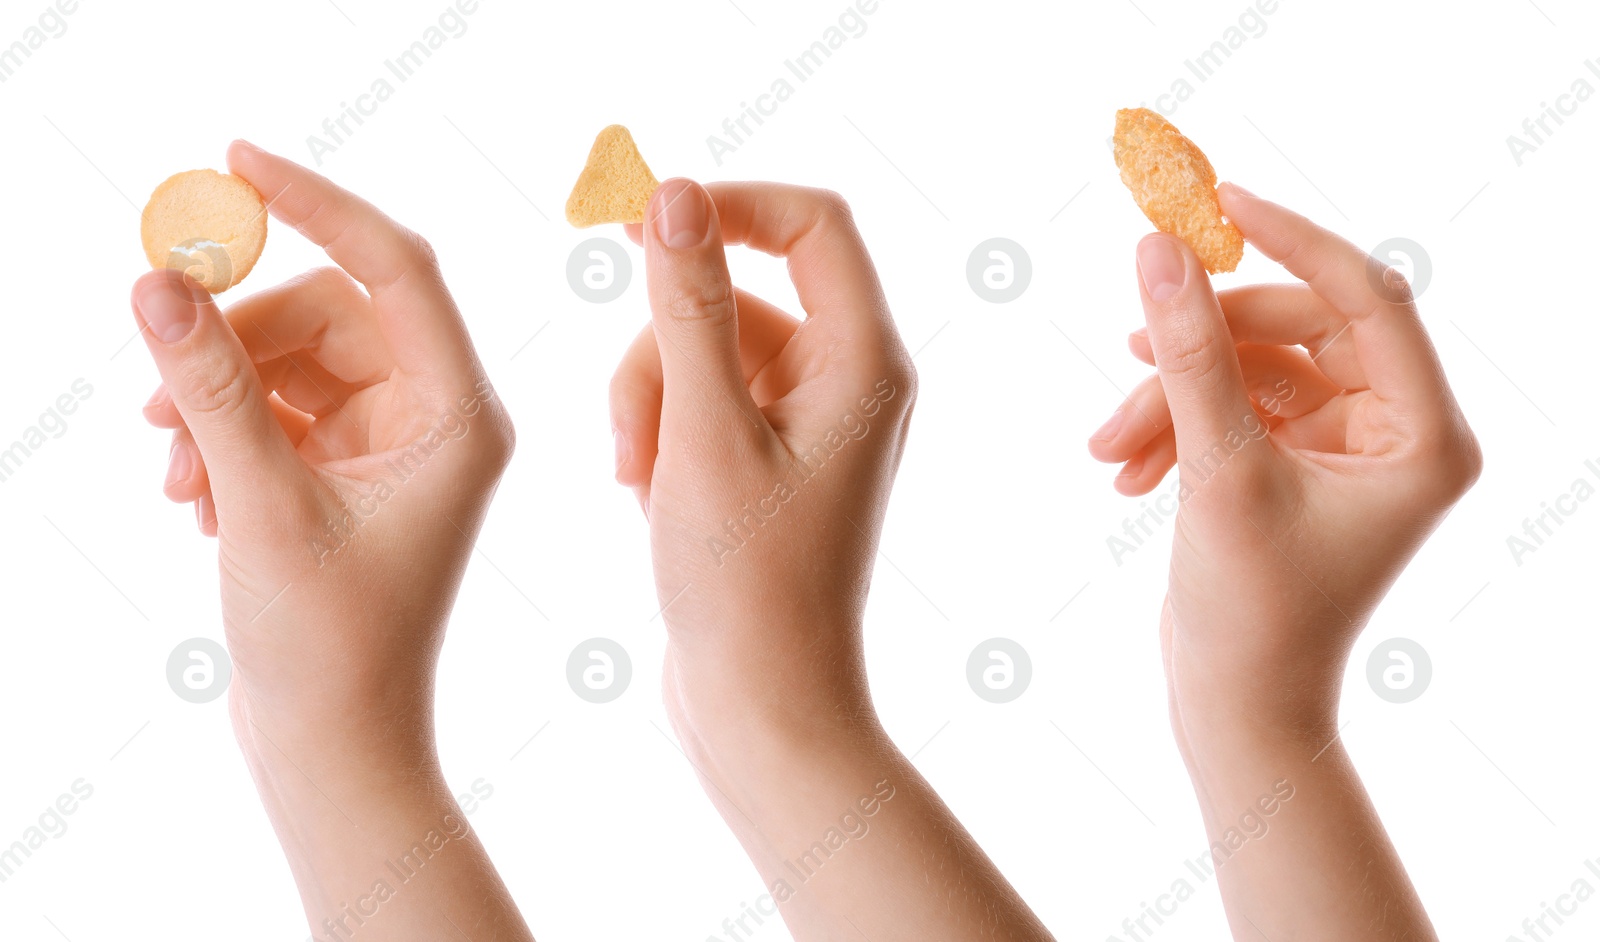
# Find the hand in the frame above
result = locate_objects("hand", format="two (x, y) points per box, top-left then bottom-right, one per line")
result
(138, 141), (513, 752)
(1088, 184), (1477, 940)
(133, 141), (528, 940)
(609, 180), (1051, 941)
(1088, 183), (1481, 737)
(610, 179), (916, 736)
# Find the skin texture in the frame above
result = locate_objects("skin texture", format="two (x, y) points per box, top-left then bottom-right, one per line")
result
(1089, 183), (1481, 941)
(610, 179), (1055, 941)
(134, 142), (533, 942)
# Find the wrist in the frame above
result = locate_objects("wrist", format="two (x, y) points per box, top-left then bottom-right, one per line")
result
(1171, 689), (1339, 763)
(663, 644), (883, 786)
(230, 685), (443, 795)
(661, 610), (876, 738)
(1164, 623), (1344, 756)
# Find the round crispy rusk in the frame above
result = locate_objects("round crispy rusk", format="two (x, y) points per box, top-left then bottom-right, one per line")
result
(1113, 108), (1243, 274)
(140, 169), (268, 293)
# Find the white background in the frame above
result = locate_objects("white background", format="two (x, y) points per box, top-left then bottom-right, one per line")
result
(1, 0), (1596, 939)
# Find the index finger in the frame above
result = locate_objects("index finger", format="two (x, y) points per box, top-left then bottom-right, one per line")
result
(627, 184), (892, 339)
(225, 140), (477, 384)
(711, 183), (896, 346)
(1218, 184), (1452, 413)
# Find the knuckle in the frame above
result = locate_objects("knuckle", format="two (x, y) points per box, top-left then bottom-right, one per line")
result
(659, 275), (736, 325)
(898, 358), (919, 406)
(1444, 426), (1485, 494)
(301, 197), (337, 237)
(815, 188), (852, 217)
(176, 356), (254, 421)
(850, 344), (917, 425)
(278, 266), (363, 306)
(811, 188), (858, 231)
(308, 265), (360, 294)
(454, 385), (515, 468)
(879, 351), (918, 407)
(1409, 421), (1483, 500)
(1156, 321), (1229, 385)
(406, 231), (440, 269)
(1364, 254), (1417, 306)
(483, 404), (516, 471)
(300, 264), (343, 284)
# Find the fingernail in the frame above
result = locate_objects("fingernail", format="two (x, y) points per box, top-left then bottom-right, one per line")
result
(1221, 181), (1256, 198)
(1091, 409), (1125, 443)
(1128, 328), (1148, 347)
(1137, 236), (1186, 302)
(613, 429), (630, 478)
(1117, 455), (1145, 479)
(136, 272), (205, 343)
(653, 180), (709, 250)
(166, 440), (193, 488)
(144, 386), (168, 411)
(233, 139), (262, 153)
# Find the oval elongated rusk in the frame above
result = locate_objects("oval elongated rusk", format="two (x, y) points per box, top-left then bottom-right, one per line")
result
(1113, 108), (1244, 274)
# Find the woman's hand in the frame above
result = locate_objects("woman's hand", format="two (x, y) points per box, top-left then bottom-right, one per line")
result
(134, 141), (529, 940)
(610, 179), (916, 740)
(1089, 183), (1481, 736)
(609, 179), (1052, 941)
(1089, 184), (1478, 940)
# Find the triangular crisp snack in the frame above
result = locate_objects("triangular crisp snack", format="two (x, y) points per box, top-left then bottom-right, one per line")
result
(565, 125), (660, 227)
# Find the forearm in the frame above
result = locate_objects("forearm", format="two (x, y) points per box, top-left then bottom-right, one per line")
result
(668, 652), (1053, 942)
(1171, 694), (1436, 942)
(233, 697), (535, 942)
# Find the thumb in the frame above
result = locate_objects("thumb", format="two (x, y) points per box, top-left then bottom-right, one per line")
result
(1135, 233), (1266, 470)
(131, 270), (305, 517)
(643, 178), (762, 434)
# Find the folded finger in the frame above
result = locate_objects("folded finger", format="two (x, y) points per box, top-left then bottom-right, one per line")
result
(143, 384), (181, 428)
(1131, 286), (1366, 390)
(1235, 344), (1346, 421)
(1215, 284), (1366, 390)
(196, 491), (217, 537)
(1115, 430), (1178, 497)
(224, 267), (389, 381)
(610, 286), (802, 488)
(160, 394), (314, 507)
(1093, 346), (1342, 463)
(164, 427), (209, 504)
(1088, 373), (1169, 464)
(1275, 397), (1360, 455)
(253, 352), (377, 423)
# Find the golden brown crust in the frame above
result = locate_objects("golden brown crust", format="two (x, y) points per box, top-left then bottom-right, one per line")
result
(1113, 108), (1243, 274)
(140, 169), (268, 294)
(565, 125), (661, 227)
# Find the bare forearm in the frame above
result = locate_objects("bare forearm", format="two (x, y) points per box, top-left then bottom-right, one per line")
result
(671, 668), (1052, 942)
(234, 701), (535, 941)
(1173, 699), (1436, 942)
